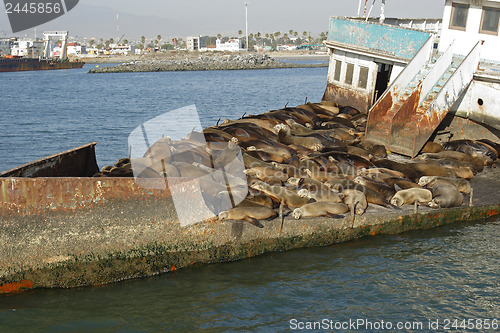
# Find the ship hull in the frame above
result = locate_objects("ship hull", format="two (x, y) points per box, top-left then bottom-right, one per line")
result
(0, 58), (85, 72)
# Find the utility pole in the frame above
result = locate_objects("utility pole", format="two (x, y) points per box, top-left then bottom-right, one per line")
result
(245, 2), (248, 51)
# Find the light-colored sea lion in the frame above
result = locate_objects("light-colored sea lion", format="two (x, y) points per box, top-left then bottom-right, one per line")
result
(218, 205), (277, 228)
(250, 181), (309, 208)
(341, 189), (368, 215)
(172, 162), (211, 178)
(418, 176), (471, 194)
(143, 137), (173, 162)
(390, 188), (433, 207)
(292, 202), (349, 219)
(425, 179), (464, 208)
(297, 188), (342, 203)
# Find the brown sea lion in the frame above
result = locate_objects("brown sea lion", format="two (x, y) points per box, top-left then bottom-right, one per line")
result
(425, 179), (463, 208)
(276, 124), (324, 151)
(421, 141), (444, 153)
(390, 188), (433, 206)
(443, 139), (498, 162)
(372, 159), (420, 182)
(292, 202), (349, 219)
(218, 205), (277, 228)
(353, 176), (396, 201)
(341, 189), (368, 215)
(419, 151), (484, 172)
(250, 181), (309, 208)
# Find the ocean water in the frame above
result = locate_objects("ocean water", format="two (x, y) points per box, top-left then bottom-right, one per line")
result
(0, 65), (499, 332)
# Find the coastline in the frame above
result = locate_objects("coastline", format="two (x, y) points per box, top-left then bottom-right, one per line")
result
(87, 53), (328, 73)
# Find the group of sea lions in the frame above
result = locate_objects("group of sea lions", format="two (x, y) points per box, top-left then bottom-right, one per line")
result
(95, 101), (499, 228)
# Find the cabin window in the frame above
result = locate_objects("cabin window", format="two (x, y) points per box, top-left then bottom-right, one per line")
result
(480, 7), (500, 35)
(358, 67), (369, 89)
(345, 63), (354, 85)
(334, 60), (342, 81)
(449, 3), (469, 31)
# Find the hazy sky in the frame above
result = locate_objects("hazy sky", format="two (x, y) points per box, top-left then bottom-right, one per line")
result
(1, 0), (445, 39)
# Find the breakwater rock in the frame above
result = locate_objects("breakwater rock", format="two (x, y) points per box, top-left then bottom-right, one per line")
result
(88, 54), (327, 73)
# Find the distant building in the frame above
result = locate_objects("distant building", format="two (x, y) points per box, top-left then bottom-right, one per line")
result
(109, 44), (135, 55)
(10, 39), (44, 57)
(215, 38), (242, 52)
(186, 36), (211, 51)
(186, 37), (200, 51)
(0, 38), (14, 56)
(54, 42), (86, 57)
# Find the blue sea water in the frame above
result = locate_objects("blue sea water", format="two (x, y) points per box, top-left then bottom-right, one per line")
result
(0, 65), (499, 332)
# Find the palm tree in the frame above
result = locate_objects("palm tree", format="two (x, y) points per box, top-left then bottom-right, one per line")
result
(289, 29), (293, 36)
(303, 31), (307, 37)
(265, 33), (269, 38)
(141, 36), (146, 50)
(123, 39), (128, 45)
(283, 33), (288, 43)
(238, 30), (243, 36)
(217, 33), (222, 39)
(89, 39), (95, 47)
(294, 31), (298, 37)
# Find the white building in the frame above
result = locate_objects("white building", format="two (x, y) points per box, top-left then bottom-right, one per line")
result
(439, 0), (500, 61)
(186, 37), (200, 51)
(10, 39), (44, 58)
(215, 38), (242, 52)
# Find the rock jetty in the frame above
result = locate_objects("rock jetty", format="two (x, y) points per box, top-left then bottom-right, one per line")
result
(88, 54), (327, 73)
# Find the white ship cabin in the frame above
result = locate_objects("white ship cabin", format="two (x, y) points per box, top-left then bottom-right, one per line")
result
(323, 0), (500, 157)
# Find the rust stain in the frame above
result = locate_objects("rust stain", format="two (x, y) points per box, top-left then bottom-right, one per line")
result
(0, 177), (176, 217)
(322, 83), (371, 114)
(0, 280), (33, 294)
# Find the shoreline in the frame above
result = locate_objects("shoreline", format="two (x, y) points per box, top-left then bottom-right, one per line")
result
(87, 54), (328, 73)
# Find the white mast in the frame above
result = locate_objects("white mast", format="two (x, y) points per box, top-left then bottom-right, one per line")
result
(380, 0), (386, 24)
(245, 2), (248, 51)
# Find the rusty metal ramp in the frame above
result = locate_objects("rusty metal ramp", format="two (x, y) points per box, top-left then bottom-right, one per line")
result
(366, 41), (482, 157)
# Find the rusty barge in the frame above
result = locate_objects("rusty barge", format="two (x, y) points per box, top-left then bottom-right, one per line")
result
(0, 56), (84, 72)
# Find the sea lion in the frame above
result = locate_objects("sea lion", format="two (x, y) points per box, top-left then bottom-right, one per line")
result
(218, 205), (277, 228)
(421, 142), (444, 153)
(292, 202), (349, 219)
(341, 189), (367, 215)
(390, 188), (433, 207)
(443, 139), (498, 162)
(425, 179), (464, 208)
(276, 124), (324, 151)
(418, 176), (471, 194)
(244, 166), (289, 183)
(171, 162), (211, 178)
(372, 158), (420, 182)
(297, 188), (342, 203)
(384, 177), (422, 190)
(249, 181), (309, 208)
(419, 151), (484, 172)
(353, 176), (396, 201)
(409, 162), (473, 180)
